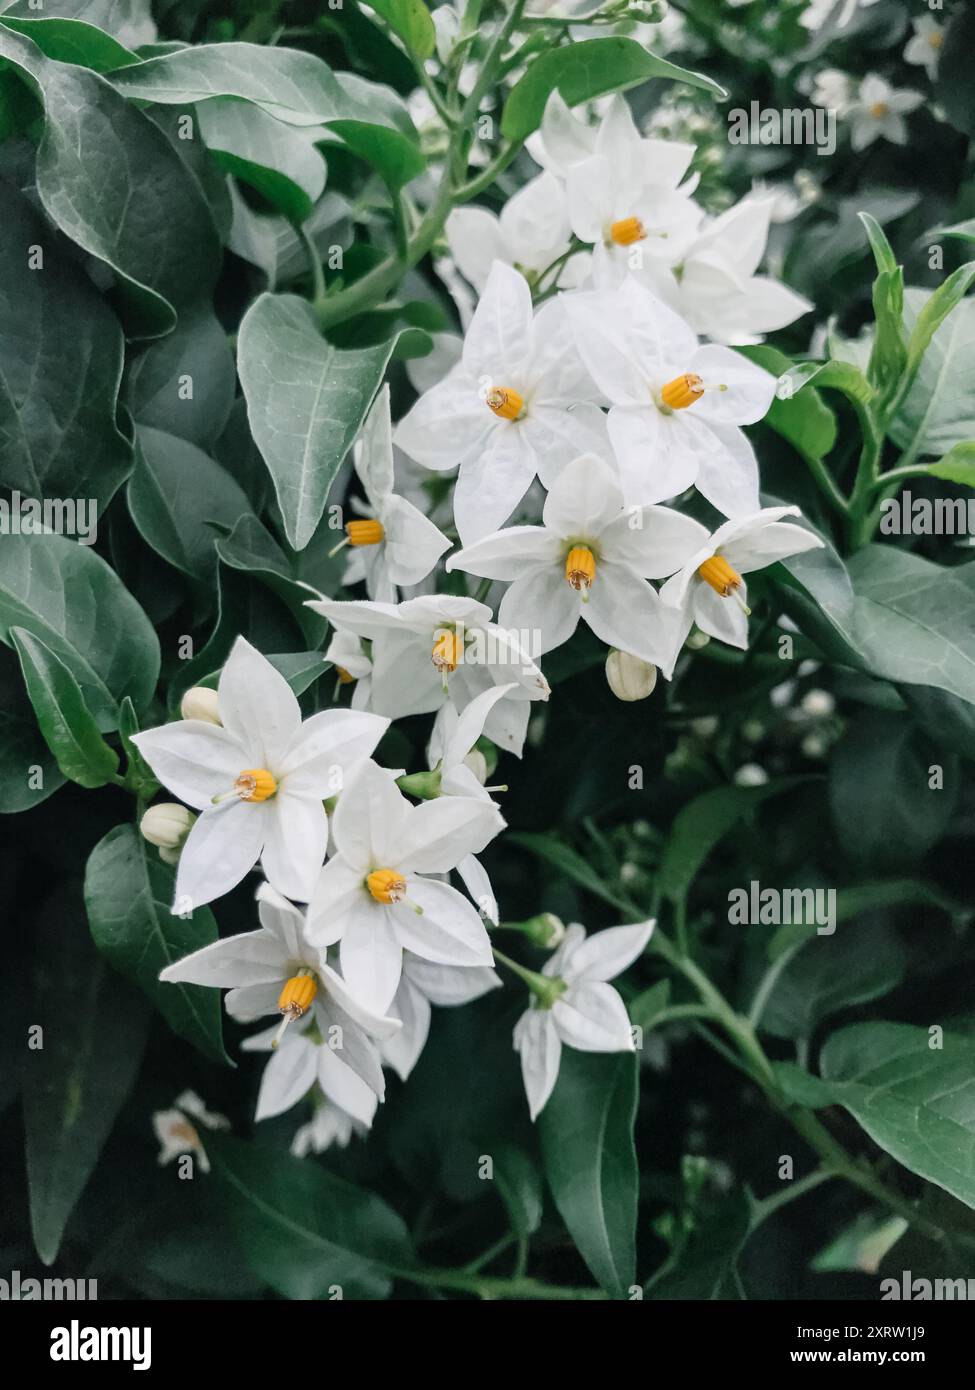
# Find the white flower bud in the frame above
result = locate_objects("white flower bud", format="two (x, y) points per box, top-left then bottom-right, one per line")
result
(734, 763), (769, 788)
(463, 749), (489, 785)
(800, 689), (835, 719)
(605, 649), (657, 702)
(141, 802), (195, 853)
(180, 686), (222, 725)
(686, 629), (711, 650)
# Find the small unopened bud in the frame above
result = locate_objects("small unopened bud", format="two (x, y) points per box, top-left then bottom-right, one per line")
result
(396, 769), (442, 801)
(141, 803), (195, 862)
(686, 629), (710, 650)
(734, 762), (769, 788)
(463, 749), (488, 784)
(800, 689), (835, 719)
(506, 912), (565, 948)
(605, 649), (657, 702)
(180, 686), (222, 725)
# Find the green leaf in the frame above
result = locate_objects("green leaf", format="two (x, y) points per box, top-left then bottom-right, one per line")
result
(928, 440), (975, 487)
(365, 0), (436, 60)
(772, 1061), (836, 1109)
(2, 0), (157, 48)
(0, 185), (132, 517)
(629, 979), (671, 1031)
(0, 24), (221, 337)
(740, 345), (837, 461)
(237, 293), (397, 550)
(11, 629), (119, 789)
(859, 211), (898, 275)
(658, 778), (813, 904)
(196, 97), (327, 222)
(117, 694), (158, 797)
(761, 918), (907, 1041)
(126, 305), (235, 450)
(0, 646), (65, 812)
(507, 831), (631, 913)
(0, 532), (160, 729)
(935, 3), (975, 138)
(494, 1143), (544, 1239)
(0, 16), (136, 71)
(128, 427), (253, 583)
(501, 37), (726, 142)
(828, 710), (957, 869)
(207, 1134), (415, 1299)
(821, 1023), (975, 1211)
(647, 1191), (751, 1300)
(903, 261), (975, 381)
(783, 358), (874, 409)
(890, 288), (975, 460)
(25, 884), (150, 1264)
(538, 1049), (638, 1298)
(84, 825), (231, 1067)
(213, 513), (330, 646)
(868, 266), (906, 396)
(110, 42), (425, 187)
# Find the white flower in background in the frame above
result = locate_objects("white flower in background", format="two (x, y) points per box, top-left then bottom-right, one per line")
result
(904, 16), (944, 81)
(394, 261), (607, 544)
(152, 1090), (228, 1174)
(809, 67), (855, 113)
(566, 279), (776, 516)
(425, 682), (518, 922)
(308, 594), (550, 757)
(846, 75), (924, 151)
(514, 919), (655, 1120)
(291, 1095), (372, 1156)
(326, 628), (373, 709)
(528, 90), (695, 190)
(132, 639), (388, 907)
(446, 171), (589, 295)
(163, 883), (400, 1124)
(339, 385), (451, 602)
(659, 506), (824, 654)
(645, 196), (813, 346)
(801, 0), (880, 29)
(383, 953), (502, 1082)
(448, 454), (702, 674)
(306, 759), (504, 1012)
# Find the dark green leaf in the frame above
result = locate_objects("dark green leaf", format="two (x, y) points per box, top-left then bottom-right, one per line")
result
(127, 305), (235, 450)
(11, 628), (119, 789)
(197, 97), (327, 222)
(365, 0), (436, 60)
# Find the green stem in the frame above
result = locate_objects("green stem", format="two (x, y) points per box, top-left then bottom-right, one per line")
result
(297, 222), (327, 312)
(749, 1168), (837, 1228)
(391, 1265), (607, 1299)
(463, 1233), (517, 1274)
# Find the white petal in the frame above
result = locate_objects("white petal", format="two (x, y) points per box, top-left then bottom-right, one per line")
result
(693, 581), (750, 648)
(355, 383), (395, 506)
(389, 797), (504, 874)
(453, 427), (539, 545)
(599, 504), (708, 578)
(255, 1038), (318, 1121)
(339, 904), (403, 1013)
(607, 406), (698, 506)
(332, 758), (411, 870)
(455, 852), (498, 924)
(514, 1008), (562, 1120)
(541, 452), (622, 538)
(566, 919), (655, 982)
(318, 961), (402, 1041)
(217, 636), (301, 768)
(159, 926), (286, 988)
(498, 566), (580, 655)
(260, 792), (328, 903)
(690, 344), (777, 425)
(553, 981), (634, 1051)
(583, 564), (675, 666)
(441, 683), (519, 768)
(256, 880), (308, 961)
(395, 366), (493, 471)
(447, 525), (560, 581)
(278, 708), (390, 788)
(131, 722), (244, 810)
(693, 423), (761, 520)
(446, 205), (505, 293)
(404, 953), (502, 1005)
(722, 520), (824, 572)
(224, 980), (282, 1022)
(316, 1045), (383, 1125)
(381, 975), (431, 1082)
(173, 802), (268, 910)
(381, 494), (452, 587)
(391, 876), (494, 968)
(462, 260), (534, 381)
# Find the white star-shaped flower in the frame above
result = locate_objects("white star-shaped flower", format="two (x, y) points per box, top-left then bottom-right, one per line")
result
(306, 759), (504, 1012)
(446, 171), (588, 295)
(308, 593), (550, 757)
(528, 90), (696, 190)
(514, 919), (655, 1120)
(566, 279), (777, 516)
(659, 505), (824, 654)
(133, 638), (388, 907)
(290, 1097), (370, 1156)
(904, 16), (944, 80)
(447, 453), (703, 674)
(394, 261), (607, 544)
(847, 74), (924, 151)
(341, 384), (451, 602)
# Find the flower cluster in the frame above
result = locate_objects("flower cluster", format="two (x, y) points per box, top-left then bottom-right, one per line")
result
(134, 89), (822, 1146)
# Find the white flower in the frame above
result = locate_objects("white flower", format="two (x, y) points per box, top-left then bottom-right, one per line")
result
(162, 882), (400, 1124)
(904, 16), (944, 80)
(291, 1097), (369, 1156)
(341, 385), (450, 602)
(528, 90), (695, 189)
(645, 196), (813, 346)
(566, 279), (777, 516)
(446, 171), (588, 295)
(447, 453), (702, 673)
(132, 638), (388, 907)
(514, 919), (655, 1120)
(847, 75), (924, 152)
(394, 261), (607, 544)
(383, 952), (502, 1082)
(306, 759), (504, 1012)
(809, 67), (855, 113)
(152, 1090), (228, 1174)
(659, 506), (824, 654)
(308, 594), (550, 757)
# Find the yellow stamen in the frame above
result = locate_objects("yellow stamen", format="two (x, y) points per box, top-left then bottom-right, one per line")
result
(661, 373), (705, 411)
(696, 555), (750, 613)
(345, 518), (384, 547)
(869, 101), (889, 119)
(233, 768), (277, 802)
(335, 666), (355, 685)
(272, 971), (318, 1048)
(610, 216), (647, 246)
(432, 628), (462, 673)
(929, 32), (942, 49)
(367, 868), (407, 904)
(485, 386), (523, 420)
(565, 545), (596, 598)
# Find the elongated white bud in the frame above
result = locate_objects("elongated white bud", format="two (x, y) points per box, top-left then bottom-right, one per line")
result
(141, 803), (195, 859)
(605, 650), (657, 702)
(180, 686), (222, 725)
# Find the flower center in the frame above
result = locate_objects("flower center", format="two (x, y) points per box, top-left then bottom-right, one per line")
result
(335, 666), (355, 684)
(345, 518), (385, 547)
(565, 544), (596, 596)
(367, 868), (407, 904)
(697, 555), (742, 597)
(929, 31), (942, 49)
(485, 386), (523, 420)
(232, 768), (277, 802)
(661, 373), (705, 410)
(273, 969), (318, 1048)
(869, 101), (889, 119)
(432, 628), (462, 673)
(610, 216), (647, 246)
